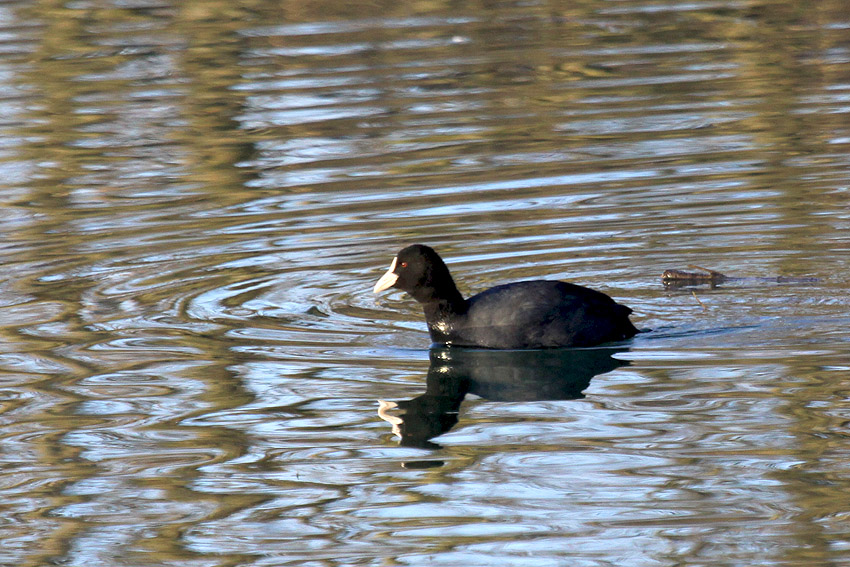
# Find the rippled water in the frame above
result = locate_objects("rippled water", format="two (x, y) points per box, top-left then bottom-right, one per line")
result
(2, 0), (850, 565)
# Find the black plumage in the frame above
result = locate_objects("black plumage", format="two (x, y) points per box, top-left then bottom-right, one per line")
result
(374, 244), (638, 349)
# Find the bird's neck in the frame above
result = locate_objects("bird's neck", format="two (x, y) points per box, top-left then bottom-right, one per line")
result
(422, 290), (467, 342)
(422, 292), (466, 315)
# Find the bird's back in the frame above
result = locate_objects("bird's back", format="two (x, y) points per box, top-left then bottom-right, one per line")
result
(437, 280), (636, 349)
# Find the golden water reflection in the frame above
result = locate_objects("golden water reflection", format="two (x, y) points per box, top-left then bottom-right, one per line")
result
(1, 0), (849, 565)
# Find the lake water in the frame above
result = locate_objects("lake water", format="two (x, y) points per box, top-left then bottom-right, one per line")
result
(2, 0), (850, 565)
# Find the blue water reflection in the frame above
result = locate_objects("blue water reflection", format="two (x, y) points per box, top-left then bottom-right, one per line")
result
(1, 0), (850, 565)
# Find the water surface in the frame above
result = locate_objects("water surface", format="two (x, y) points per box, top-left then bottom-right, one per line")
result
(1, 0), (849, 565)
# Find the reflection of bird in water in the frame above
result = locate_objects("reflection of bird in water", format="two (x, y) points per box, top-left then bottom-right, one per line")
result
(377, 400), (402, 435)
(378, 398), (460, 451)
(378, 346), (629, 450)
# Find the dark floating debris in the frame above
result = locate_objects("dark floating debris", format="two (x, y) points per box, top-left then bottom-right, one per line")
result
(662, 265), (820, 289)
(662, 265), (728, 288)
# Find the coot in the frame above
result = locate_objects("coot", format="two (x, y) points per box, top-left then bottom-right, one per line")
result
(373, 244), (638, 349)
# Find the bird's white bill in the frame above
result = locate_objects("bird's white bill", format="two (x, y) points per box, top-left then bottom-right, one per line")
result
(373, 257), (399, 293)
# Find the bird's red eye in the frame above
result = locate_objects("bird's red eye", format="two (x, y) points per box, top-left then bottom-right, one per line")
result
(400, 262), (408, 268)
